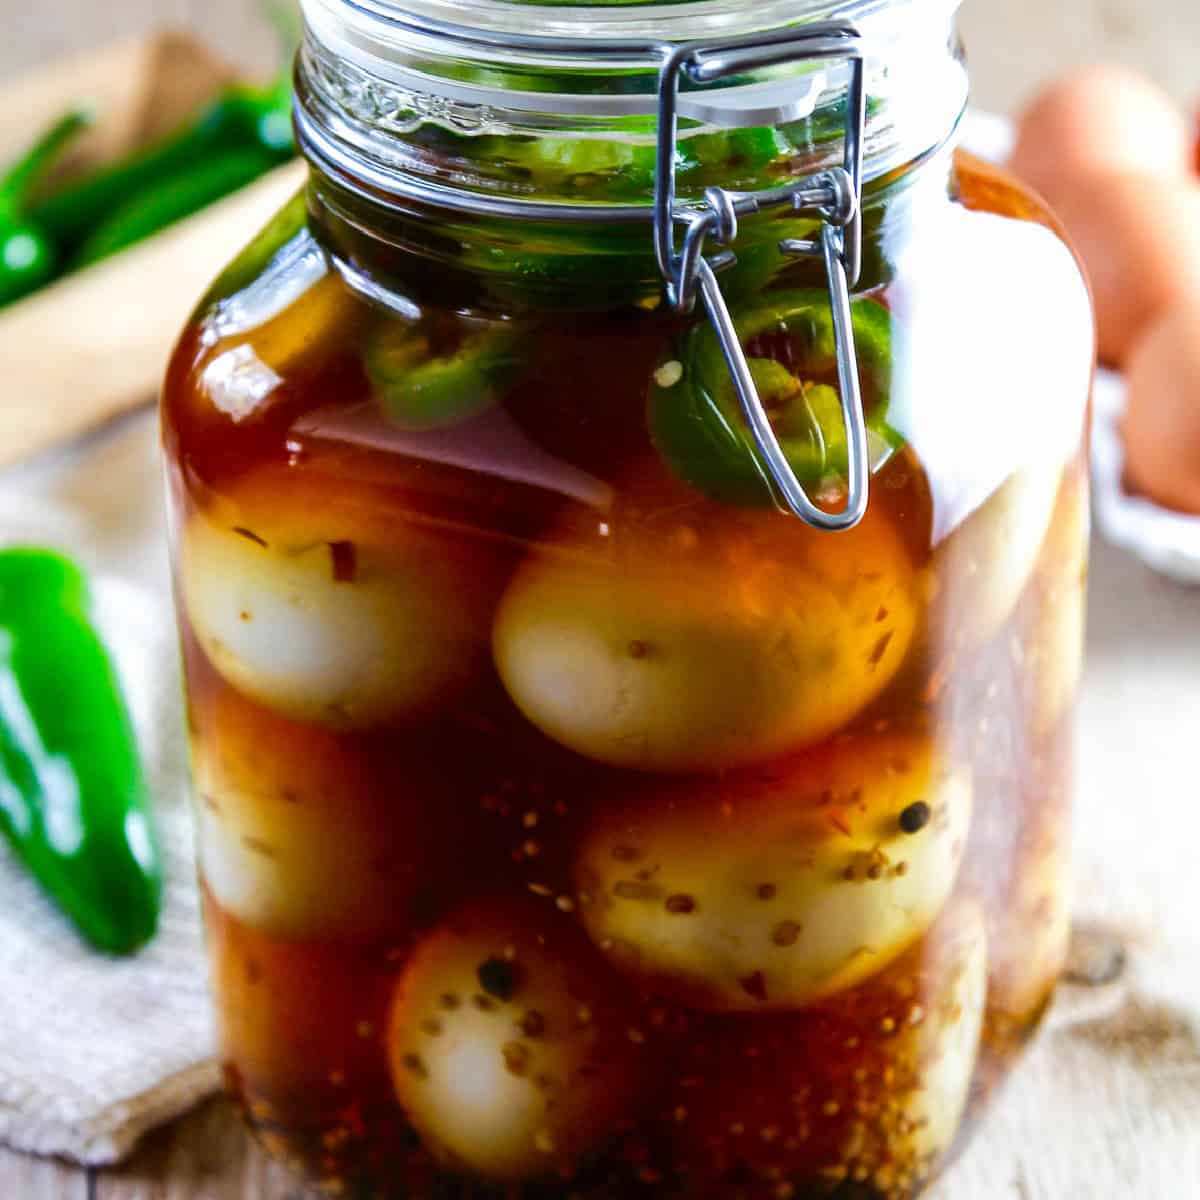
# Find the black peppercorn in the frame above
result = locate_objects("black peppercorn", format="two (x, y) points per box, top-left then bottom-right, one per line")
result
(899, 801), (932, 834)
(477, 957), (520, 1000)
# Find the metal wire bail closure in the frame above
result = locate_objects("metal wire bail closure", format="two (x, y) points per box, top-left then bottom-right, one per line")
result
(653, 22), (871, 532)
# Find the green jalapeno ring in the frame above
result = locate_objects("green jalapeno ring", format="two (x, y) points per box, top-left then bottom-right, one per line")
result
(647, 289), (902, 508)
(365, 318), (523, 431)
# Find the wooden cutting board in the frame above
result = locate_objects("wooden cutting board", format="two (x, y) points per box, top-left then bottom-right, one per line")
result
(0, 33), (306, 470)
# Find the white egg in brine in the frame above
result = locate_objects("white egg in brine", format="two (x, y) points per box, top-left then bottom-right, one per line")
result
(387, 898), (645, 1181)
(191, 687), (438, 940)
(182, 468), (490, 729)
(493, 509), (918, 773)
(574, 735), (971, 1011)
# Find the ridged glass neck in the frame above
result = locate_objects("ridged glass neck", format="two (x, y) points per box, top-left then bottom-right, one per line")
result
(295, 0), (968, 209)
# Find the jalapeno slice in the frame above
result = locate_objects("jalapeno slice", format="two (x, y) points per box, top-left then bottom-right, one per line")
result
(647, 290), (901, 507)
(365, 318), (521, 430)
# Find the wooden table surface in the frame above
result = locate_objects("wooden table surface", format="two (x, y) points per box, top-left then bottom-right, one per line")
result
(1, 2), (1195, 1198)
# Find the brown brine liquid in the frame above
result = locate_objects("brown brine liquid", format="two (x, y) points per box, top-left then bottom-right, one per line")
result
(164, 151), (1091, 1199)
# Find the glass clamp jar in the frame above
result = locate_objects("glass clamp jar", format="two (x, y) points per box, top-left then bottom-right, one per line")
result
(297, 14), (875, 527)
(163, 1), (1094, 1197)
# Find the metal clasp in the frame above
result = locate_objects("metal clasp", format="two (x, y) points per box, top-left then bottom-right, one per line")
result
(653, 22), (870, 532)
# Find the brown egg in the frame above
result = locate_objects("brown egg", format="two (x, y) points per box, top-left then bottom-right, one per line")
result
(1034, 170), (1200, 365)
(1123, 303), (1200, 514)
(1011, 66), (1192, 196)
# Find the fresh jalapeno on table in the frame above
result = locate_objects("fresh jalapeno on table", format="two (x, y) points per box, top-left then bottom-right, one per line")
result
(0, 109), (91, 308)
(76, 146), (286, 266)
(30, 74), (294, 264)
(0, 550), (161, 954)
(648, 289), (902, 507)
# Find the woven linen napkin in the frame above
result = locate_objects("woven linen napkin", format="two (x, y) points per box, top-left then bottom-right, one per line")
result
(0, 414), (218, 1165)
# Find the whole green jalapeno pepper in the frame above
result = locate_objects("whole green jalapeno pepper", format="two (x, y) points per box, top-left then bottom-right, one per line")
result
(31, 74), (295, 262)
(0, 109), (92, 308)
(76, 146), (285, 266)
(0, 550), (161, 955)
(647, 290), (902, 507)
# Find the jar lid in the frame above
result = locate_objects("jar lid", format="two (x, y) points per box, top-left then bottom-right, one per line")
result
(324, 0), (957, 43)
(302, 0), (961, 122)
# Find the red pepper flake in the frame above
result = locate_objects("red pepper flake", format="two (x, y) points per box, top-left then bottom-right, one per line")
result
(739, 971), (769, 1002)
(867, 630), (895, 668)
(502, 1042), (531, 1076)
(233, 526), (268, 548)
(328, 540), (357, 583)
(923, 655), (955, 704)
(828, 811), (853, 837)
(519, 1010), (546, 1038)
(772, 920), (803, 947)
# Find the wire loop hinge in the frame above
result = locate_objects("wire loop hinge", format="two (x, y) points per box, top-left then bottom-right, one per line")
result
(653, 21), (871, 531)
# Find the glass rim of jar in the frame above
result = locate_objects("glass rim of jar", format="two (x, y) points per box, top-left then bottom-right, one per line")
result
(302, 0), (965, 63)
(296, 0), (969, 194)
(299, 0), (965, 126)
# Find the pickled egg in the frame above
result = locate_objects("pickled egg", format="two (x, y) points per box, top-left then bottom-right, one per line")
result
(1011, 66), (1192, 194)
(574, 735), (971, 1012)
(1033, 169), (1200, 365)
(669, 903), (987, 1195)
(387, 897), (644, 1181)
(935, 462), (1064, 649)
(1123, 303), (1200, 514)
(182, 466), (492, 729)
(493, 508), (918, 773)
(191, 687), (441, 940)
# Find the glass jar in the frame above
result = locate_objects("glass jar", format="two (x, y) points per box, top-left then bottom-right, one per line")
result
(163, 1), (1093, 1196)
